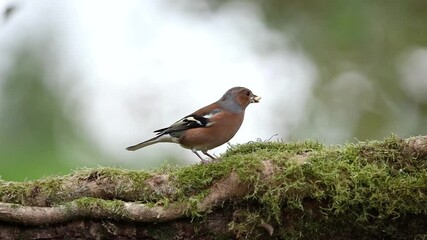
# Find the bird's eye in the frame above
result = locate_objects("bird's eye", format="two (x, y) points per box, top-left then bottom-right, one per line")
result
(246, 91), (250, 96)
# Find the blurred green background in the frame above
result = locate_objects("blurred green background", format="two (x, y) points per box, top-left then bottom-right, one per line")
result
(1, 0), (426, 181)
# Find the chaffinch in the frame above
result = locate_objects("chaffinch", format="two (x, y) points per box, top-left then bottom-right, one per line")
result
(126, 87), (261, 162)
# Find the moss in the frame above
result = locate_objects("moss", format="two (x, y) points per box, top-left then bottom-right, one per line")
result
(0, 181), (28, 204)
(1, 135), (427, 238)
(70, 197), (127, 219)
(0, 176), (65, 206)
(73, 167), (155, 202)
(211, 136), (427, 238)
(228, 208), (265, 239)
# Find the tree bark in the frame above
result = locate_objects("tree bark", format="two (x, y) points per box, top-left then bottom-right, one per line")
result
(1, 135), (426, 239)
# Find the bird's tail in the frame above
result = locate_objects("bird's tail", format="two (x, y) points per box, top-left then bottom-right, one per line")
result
(126, 134), (173, 151)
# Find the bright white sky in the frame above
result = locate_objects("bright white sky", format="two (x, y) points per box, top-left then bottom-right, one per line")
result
(0, 0), (318, 166)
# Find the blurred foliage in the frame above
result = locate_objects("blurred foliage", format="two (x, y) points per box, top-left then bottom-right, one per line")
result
(0, 50), (76, 180)
(253, 0), (427, 140)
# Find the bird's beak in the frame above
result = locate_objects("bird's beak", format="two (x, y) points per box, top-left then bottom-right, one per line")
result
(251, 95), (261, 103)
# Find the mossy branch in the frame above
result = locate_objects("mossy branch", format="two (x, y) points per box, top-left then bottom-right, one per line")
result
(1, 135), (427, 239)
(0, 169), (262, 225)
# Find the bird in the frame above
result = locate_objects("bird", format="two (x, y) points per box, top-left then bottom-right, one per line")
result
(126, 87), (261, 162)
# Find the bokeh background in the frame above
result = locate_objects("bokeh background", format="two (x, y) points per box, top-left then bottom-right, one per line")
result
(0, 0), (426, 181)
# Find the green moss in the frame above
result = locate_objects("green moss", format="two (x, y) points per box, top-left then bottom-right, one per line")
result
(0, 176), (64, 206)
(1, 136), (426, 238)
(0, 181), (27, 204)
(228, 209), (265, 238)
(73, 167), (152, 192)
(211, 136), (427, 238)
(73, 167), (155, 201)
(70, 197), (127, 219)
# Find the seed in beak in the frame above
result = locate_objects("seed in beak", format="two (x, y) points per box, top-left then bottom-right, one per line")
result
(251, 96), (261, 103)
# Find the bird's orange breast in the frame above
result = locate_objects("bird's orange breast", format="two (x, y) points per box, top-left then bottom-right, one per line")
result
(178, 111), (244, 151)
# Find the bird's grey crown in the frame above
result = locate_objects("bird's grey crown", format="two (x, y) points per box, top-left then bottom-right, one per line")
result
(218, 87), (247, 113)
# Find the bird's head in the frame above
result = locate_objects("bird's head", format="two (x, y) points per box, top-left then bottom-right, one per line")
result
(220, 87), (261, 111)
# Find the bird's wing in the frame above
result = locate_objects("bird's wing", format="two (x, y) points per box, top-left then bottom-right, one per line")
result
(153, 109), (222, 135)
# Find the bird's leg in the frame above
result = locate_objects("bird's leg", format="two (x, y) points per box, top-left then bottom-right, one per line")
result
(192, 150), (209, 164)
(202, 151), (216, 160)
